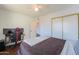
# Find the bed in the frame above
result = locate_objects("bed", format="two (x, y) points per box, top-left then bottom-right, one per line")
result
(17, 37), (76, 55)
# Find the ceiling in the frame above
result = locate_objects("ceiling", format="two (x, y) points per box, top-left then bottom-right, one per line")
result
(0, 4), (78, 18)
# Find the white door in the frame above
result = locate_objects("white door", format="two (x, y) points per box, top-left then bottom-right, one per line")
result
(30, 20), (38, 38)
(63, 15), (78, 40)
(52, 18), (63, 39)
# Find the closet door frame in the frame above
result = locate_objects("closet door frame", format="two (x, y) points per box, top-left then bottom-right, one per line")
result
(51, 17), (63, 39)
(51, 13), (79, 40)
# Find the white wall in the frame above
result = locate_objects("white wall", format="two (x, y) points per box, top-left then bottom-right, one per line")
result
(39, 6), (79, 41)
(39, 6), (79, 35)
(0, 9), (34, 40)
(38, 15), (51, 36)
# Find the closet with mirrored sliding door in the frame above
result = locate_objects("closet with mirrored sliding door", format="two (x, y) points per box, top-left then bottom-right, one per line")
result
(51, 14), (78, 41)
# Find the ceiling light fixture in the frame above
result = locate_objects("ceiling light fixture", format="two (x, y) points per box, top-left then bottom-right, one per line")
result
(33, 4), (40, 12)
(34, 7), (39, 12)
